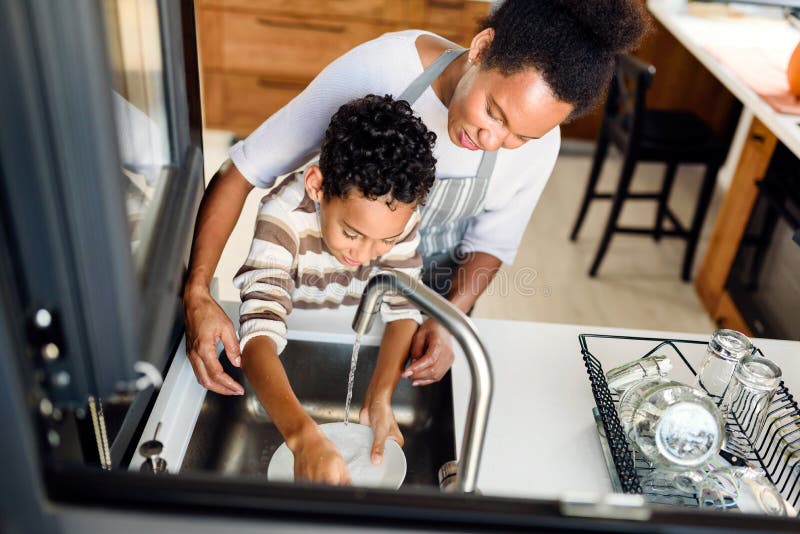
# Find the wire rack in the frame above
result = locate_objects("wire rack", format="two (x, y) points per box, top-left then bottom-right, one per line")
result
(580, 333), (800, 510)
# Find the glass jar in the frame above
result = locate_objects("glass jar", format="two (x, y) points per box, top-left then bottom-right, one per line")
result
(695, 329), (754, 403)
(721, 355), (782, 449)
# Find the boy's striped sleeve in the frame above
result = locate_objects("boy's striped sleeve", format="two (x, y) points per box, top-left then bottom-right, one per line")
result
(233, 198), (298, 355)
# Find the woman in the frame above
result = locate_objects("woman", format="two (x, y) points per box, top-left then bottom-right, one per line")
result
(184, 0), (650, 396)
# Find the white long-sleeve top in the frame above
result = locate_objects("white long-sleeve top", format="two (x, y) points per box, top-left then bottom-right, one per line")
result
(233, 175), (422, 355)
(229, 30), (560, 265)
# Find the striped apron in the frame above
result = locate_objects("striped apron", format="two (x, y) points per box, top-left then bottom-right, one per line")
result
(398, 48), (498, 294)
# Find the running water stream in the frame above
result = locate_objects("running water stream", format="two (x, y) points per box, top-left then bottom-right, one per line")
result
(343, 333), (362, 425)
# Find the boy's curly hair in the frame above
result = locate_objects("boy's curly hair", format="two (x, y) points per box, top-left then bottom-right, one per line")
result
(319, 94), (437, 208)
(481, 0), (651, 120)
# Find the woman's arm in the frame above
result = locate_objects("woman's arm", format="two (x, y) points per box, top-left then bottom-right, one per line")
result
(360, 318), (419, 464)
(183, 163), (253, 396)
(405, 252), (501, 386)
(243, 337), (351, 484)
(446, 251), (502, 314)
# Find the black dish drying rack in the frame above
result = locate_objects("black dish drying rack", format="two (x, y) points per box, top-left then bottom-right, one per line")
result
(580, 333), (800, 510)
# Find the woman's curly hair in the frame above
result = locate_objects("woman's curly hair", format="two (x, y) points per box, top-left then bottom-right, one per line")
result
(319, 94), (437, 208)
(481, 0), (651, 119)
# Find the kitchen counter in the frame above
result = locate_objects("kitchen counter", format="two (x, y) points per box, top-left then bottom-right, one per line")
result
(647, 0), (800, 332)
(134, 303), (800, 501)
(450, 318), (800, 500)
(648, 0), (800, 156)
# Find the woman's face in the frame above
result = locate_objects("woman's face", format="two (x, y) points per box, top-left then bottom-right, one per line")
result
(447, 54), (574, 152)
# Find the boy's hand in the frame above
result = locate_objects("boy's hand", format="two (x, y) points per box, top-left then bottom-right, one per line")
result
(292, 430), (352, 485)
(360, 399), (404, 465)
(404, 319), (454, 386)
(184, 284), (244, 395)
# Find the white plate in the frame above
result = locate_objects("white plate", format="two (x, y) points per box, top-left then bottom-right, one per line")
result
(267, 422), (406, 489)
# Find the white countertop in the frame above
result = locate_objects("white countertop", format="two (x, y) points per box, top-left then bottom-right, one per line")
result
(647, 0), (800, 157)
(450, 318), (800, 500)
(136, 303), (800, 503)
(281, 306), (800, 500)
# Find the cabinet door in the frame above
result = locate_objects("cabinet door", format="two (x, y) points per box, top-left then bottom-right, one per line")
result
(200, 9), (392, 80)
(203, 70), (306, 136)
(406, 0), (490, 47)
(198, 0), (406, 23)
(416, 0), (468, 28)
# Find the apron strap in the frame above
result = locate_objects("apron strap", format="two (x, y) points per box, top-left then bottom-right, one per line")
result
(399, 48), (467, 104)
(400, 43), (499, 261)
(399, 46), (497, 178)
(475, 148), (497, 182)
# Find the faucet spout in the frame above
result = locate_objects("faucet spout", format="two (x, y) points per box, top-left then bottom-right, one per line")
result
(352, 271), (493, 493)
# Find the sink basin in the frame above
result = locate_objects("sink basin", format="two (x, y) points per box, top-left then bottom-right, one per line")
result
(181, 339), (456, 488)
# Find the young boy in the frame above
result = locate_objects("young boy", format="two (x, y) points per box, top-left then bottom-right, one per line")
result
(233, 95), (437, 485)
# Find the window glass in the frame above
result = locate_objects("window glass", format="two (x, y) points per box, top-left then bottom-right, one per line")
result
(101, 0), (171, 254)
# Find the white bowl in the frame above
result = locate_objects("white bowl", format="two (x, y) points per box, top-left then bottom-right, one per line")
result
(267, 422), (407, 489)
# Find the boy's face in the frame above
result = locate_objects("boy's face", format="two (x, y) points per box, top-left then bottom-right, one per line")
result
(305, 166), (415, 267)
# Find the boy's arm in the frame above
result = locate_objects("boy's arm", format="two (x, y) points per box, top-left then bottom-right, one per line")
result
(361, 212), (423, 463)
(234, 190), (350, 484)
(360, 318), (419, 465)
(243, 337), (351, 485)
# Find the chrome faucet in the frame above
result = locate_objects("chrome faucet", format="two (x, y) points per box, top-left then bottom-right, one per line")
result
(352, 270), (493, 493)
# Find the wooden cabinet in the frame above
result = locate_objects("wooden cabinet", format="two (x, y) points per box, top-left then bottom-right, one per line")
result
(196, 0), (490, 136)
(199, 0), (407, 22)
(202, 71), (307, 135)
(406, 0), (490, 44)
(200, 10), (393, 79)
(694, 118), (778, 328)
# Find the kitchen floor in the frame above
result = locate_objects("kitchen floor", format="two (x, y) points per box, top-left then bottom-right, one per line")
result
(204, 130), (717, 334)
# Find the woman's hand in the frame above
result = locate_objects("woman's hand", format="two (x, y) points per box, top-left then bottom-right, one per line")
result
(360, 397), (404, 465)
(291, 429), (352, 485)
(183, 284), (244, 395)
(403, 318), (454, 386)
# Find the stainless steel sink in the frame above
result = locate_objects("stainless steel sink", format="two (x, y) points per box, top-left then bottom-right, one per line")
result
(181, 339), (456, 487)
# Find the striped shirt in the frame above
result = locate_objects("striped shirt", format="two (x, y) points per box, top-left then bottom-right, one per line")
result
(234, 173), (423, 354)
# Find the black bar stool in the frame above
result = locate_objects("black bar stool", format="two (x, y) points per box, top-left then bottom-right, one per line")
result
(570, 54), (729, 281)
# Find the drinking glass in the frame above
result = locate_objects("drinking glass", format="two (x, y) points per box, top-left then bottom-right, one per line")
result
(721, 355), (782, 451)
(605, 354), (672, 394)
(696, 329), (754, 403)
(618, 377), (669, 438)
(619, 379), (724, 469)
(697, 466), (791, 515)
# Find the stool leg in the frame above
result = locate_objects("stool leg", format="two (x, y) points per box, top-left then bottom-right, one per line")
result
(570, 126), (611, 241)
(681, 163), (719, 281)
(654, 161), (678, 242)
(589, 152), (638, 277)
